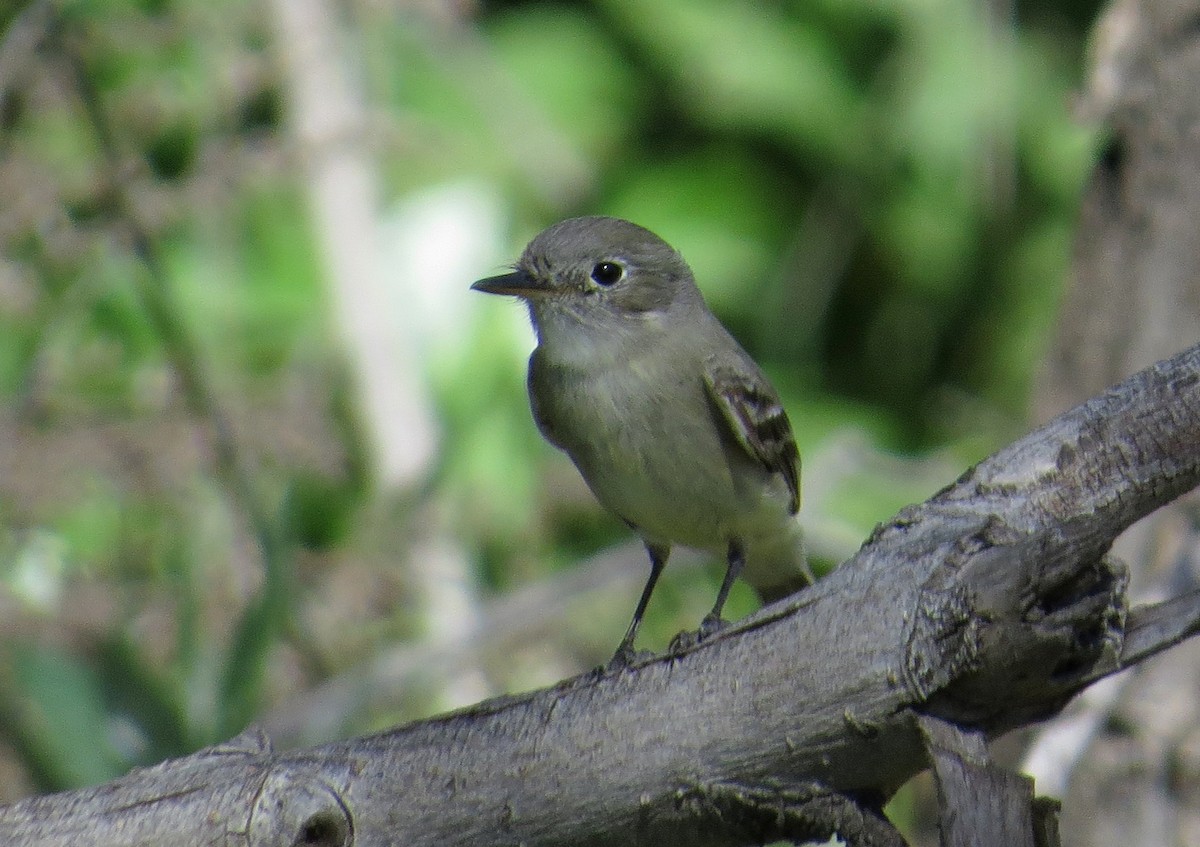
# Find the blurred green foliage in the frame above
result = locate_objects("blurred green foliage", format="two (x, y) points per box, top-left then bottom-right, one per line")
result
(0, 0), (1099, 815)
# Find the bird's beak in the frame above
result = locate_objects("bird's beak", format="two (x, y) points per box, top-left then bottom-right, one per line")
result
(470, 270), (550, 298)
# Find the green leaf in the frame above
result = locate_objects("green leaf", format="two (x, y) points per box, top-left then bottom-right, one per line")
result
(94, 635), (193, 763)
(2, 646), (123, 790)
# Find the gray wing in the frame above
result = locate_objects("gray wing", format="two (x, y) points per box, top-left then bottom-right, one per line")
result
(703, 356), (801, 514)
(527, 348), (568, 450)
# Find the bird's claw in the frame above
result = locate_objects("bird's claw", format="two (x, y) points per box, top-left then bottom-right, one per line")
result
(605, 642), (652, 673)
(668, 615), (727, 655)
(697, 613), (726, 639)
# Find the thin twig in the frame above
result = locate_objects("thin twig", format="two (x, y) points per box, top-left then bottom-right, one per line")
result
(50, 17), (293, 737)
(0, 0), (54, 111)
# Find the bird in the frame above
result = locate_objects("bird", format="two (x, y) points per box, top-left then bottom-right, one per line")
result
(472, 216), (808, 666)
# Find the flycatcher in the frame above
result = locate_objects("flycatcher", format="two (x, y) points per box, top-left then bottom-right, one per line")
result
(473, 216), (809, 665)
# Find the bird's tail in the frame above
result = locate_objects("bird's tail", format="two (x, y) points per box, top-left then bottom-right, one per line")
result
(754, 573), (813, 605)
(742, 520), (812, 605)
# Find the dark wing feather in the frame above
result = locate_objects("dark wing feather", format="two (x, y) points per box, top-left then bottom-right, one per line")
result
(527, 349), (567, 450)
(703, 358), (801, 514)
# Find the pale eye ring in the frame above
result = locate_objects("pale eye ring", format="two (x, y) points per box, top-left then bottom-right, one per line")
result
(591, 261), (623, 286)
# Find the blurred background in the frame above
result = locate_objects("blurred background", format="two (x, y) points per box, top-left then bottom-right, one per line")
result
(0, 0), (1103, 838)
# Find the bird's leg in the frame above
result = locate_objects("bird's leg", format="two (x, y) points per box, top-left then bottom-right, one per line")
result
(698, 538), (745, 638)
(608, 542), (670, 670)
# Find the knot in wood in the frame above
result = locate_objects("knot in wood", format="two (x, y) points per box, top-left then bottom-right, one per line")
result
(902, 586), (982, 702)
(248, 768), (353, 847)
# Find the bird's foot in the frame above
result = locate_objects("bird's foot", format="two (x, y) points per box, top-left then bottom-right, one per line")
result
(697, 613), (727, 639)
(668, 615), (727, 655)
(604, 642), (652, 674)
(668, 630), (699, 655)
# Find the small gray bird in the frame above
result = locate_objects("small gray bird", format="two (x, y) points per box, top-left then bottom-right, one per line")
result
(473, 216), (809, 665)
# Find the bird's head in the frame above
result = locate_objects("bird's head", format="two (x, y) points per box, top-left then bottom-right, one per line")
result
(472, 217), (703, 353)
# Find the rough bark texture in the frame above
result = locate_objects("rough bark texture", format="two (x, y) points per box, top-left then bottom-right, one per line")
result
(1, 342), (1198, 846)
(919, 715), (1049, 847)
(1029, 2), (1200, 845)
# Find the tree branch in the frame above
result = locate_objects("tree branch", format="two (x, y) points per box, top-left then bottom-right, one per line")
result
(3, 342), (1199, 846)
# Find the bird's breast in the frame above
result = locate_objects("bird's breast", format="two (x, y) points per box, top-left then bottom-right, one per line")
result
(528, 349), (791, 551)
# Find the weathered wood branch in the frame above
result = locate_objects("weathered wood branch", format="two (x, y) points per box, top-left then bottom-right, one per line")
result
(3, 342), (1199, 846)
(918, 714), (1057, 847)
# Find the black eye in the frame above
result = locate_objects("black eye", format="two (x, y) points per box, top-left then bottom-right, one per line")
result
(591, 261), (623, 286)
